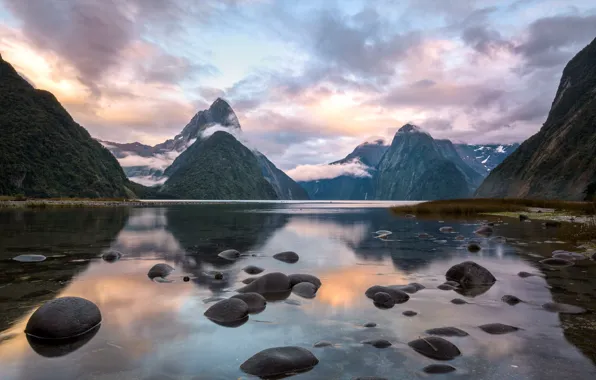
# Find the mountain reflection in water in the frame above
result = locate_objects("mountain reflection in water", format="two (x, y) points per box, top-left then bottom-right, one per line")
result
(0, 202), (595, 379)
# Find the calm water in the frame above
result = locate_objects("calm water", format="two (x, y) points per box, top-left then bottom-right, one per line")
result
(0, 202), (595, 380)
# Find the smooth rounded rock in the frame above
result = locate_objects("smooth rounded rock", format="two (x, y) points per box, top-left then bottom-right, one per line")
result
(273, 251), (300, 263)
(518, 271), (538, 278)
(365, 285), (410, 304)
(147, 263), (174, 280)
(213, 271), (224, 280)
(237, 272), (292, 294)
(408, 337), (461, 360)
(467, 243), (482, 252)
(183, 276), (190, 282)
(242, 277), (258, 284)
(478, 323), (519, 335)
(243, 265), (264, 275)
(425, 327), (469, 337)
(373, 292), (395, 309)
(409, 282), (425, 291)
(502, 295), (522, 305)
(217, 249), (240, 261)
(439, 226), (454, 233)
(25, 297), (102, 340)
(362, 339), (392, 348)
(363, 322), (377, 328)
(101, 250), (122, 263)
(240, 346), (319, 378)
(288, 274), (322, 289)
(446, 261), (496, 287)
(292, 282), (318, 299)
(313, 341), (333, 348)
(403, 310), (418, 317)
(540, 258), (574, 268)
(12, 254), (46, 263)
(423, 364), (456, 374)
(204, 298), (249, 323)
(542, 302), (587, 314)
(474, 225), (494, 237)
(231, 293), (267, 314)
(451, 298), (468, 305)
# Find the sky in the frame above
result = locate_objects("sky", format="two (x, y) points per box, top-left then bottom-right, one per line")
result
(1, 0), (596, 173)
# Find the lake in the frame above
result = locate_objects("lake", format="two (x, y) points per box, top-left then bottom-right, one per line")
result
(0, 202), (595, 379)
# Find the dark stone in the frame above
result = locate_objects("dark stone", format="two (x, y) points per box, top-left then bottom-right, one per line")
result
(292, 282), (318, 299)
(409, 282), (426, 291)
(478, 323), (520, 335)
(288, 274), (322, 289)
(147, 263), (174, 279)
(437, 284), (455, 291)
(101, 250), (122, 263)
(408, 336), (461, 360)
(502, 295), (522, 305)
(204, 298), (249, 323)
(242, 277), (258, 284)
(519, 214), (529, 221)
(439, 226), (454, 233)
(362, 339), (392, 348)
(25, 297), (102, 340)
(213, 271), (224, 280)
(373, 292), (395, 309)
(273, 251), (300, 263)
(218, 249), (240, 261)
(542, 302), (587, 314)
(365, 285), (410, 303)
(445, 261), (496, 288)
(237, 272), (292, 294)
(231, 293), (267, 314)
(467, 243), (482, 252)
(540, 258), (574, 268)
(243, 265), (264, 275)
(451, 298), (468, 305)
(425, 327), (469, 337)
(403, 310), (418, 317)
(26, 324), (100, 358)
(240, 346), (319, 378)
(518, 271), (537, 278)
(313, 341), (333, 348)
(423, 364), (456, 374)
(12, 254), (46, 263)
(183, 276), (190, 282)
(363, 322), (377, 328)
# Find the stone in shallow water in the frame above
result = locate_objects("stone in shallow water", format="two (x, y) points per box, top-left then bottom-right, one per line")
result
(12, 254), (46, 263)
(542, 302), (587, 314)
(478, 323), (520, 335)
(292, 282), (318, 299)
(408, 336), (461, 360)
(183, 276), (190, 282)
(217, 249), (240, 261)
(552, 251), (585, 261)
(474, 225), (494, 236)
(27, 325), (100, 358)
(25, 297), (102, 339)
(540, 258), (574, 268)
(101, 250), (122, 262)
(240, 346), (319, 378)
(403, 310), (418, 317)
(423, 364), (456, 374)
(362, 339), (392, 348)
(467, 243), (482, 252)
(365, 285), (410, 303)
(439, 226), (454, 233)
(437, 284), (455, 291)
(450, 298), (468, 305)
(425, 327), (469, 337)
(204, 298), (249, 324)
(231, 293), (267, 314)
(518, 271), (538, 278)
(373, 292), (395, 309)
(418, 233), (431, 239)
(237, 272), (292, 294)
(445, 261), (496, 287)
(455, 235), (466, 241)
(502, 295), (522, 305)
(273, 251), (300, 263)
(288, 273), (322, 289)
(243, 265), (264, 275)
(147, 263), (174, 280)
(242, 277), (258, 284)
(313, 341), (333, 348)
(363, 322), (377, 328)
(409, 282), (426, 291)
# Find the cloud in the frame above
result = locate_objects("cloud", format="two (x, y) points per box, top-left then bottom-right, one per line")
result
(201, 124), (257, 151)
(286, 160), (373, 182)
(129, 175), (168, 187)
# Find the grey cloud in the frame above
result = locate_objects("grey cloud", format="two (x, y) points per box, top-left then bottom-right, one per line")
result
(141, 54), (219, 84)
(462, 26), (513, 55)
(411, 79), (436, 88)
(198, 87), (226, 102)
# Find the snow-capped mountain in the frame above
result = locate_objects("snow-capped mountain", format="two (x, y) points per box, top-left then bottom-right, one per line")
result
(454, 144), (520, 176)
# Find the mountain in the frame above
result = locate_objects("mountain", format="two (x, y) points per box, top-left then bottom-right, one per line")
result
(374, 124), (478, 200)
(454, 144), (520, 176)
(159, 131), (278, 200)
(255, 153), (309, 200)
(299, 138), (388, 200)
(0, 54), (133, 198)
(476, 38), (596, 200)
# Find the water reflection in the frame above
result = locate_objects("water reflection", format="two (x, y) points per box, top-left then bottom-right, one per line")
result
(0, 204), (595, 379)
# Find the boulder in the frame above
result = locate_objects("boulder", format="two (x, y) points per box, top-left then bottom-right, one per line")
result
(292, 282), (318, 299)
(402, 310), (418, 317)
(25, 297), (102, 340)
(362, 339), (392, 348)
(243, 265), (264, 275)
(204, 298), (249, 323)
(423, 364), (456, 374)
(101, 250), (122, 263)
(408, 337), (461, 360)
(231, 293), (267, 314)
(425, 327), (469, 337)
(445, 261), (496, 288)
(365, 285), (410, 304)
(467, 243), (482, 252)
(542, 302), (587, 314)
(240, 346), (319, 378)
(502, 295), (522, 305)
(540, 258), (574, 268)
(218, 249), (241, 261)
(478, 323), (519, 335)
(147, 263), (174, 280)
(273, 251), (300, 263)
(12, 254), (46, 263)
(237, 272), (292, 294)
(373, 292), (395, 309)
(439, 226), (454, 233)
(474, 225), (493, 237)
(288, 274), (322, 289)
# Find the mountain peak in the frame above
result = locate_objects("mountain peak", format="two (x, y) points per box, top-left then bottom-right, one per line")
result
(397, 123), (424, 134)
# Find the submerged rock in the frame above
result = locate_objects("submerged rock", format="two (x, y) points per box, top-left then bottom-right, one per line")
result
(204, 298), (249, 324)
(273, 251), (300, 263)
(313, 341), (333, 348)
(237, 272), (292, 294)
(518, 271), (538, 278)
(408, 337), (461, 360)
(439, 226), (454, 233)
(365, 285), (410, 303)
(243, 265), (264, 275)
(363, 322), (377, 328)
(423, 364), (457, 374)
(288, 274), (322, 289)
(478, 323), (520, 335)
(542, 302), (587, 314)
(292, 282), (318, 299)
(362, 339), (392, 348)
(474, 225), (494, 236)
(418, 233), (431, 239)
(240, 346), (319, 378)
(450, 298), (468, 305)
(403, 310), (418, 317)
(425, 327), (469, 337)
(455, 235), (466, 241)
(445, 261), (496, 288)
(213, 271), (224, 280)
(552, 251), (585, 261)
(467, 243), (482, 252)
(183, 276), (190, 282)
(12, 254), (46, 263)
(101, 250), (122, 263)
(147, 263), (174, 279)
(25, 297), (101, 340)
(217, 249), (240, 261)
(231, 293), (267, 314)
(502, 295), (522, 305)
(373, 292), (395, 309)
(540, 258), (574, 268)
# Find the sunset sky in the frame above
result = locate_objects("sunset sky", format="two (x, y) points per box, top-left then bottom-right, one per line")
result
(1, 0), (595, 170)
